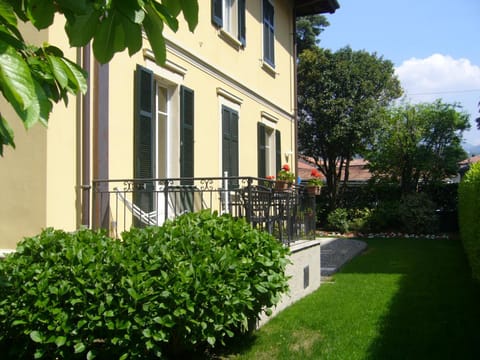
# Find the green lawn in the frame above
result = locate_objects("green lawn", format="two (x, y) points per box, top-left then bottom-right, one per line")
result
(221, 237), (480, 360)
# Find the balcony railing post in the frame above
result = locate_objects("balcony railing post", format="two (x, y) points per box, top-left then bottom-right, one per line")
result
(223, 171), (229, 214)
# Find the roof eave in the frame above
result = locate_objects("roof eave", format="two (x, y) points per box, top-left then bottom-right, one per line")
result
(295, 0), (340, 17)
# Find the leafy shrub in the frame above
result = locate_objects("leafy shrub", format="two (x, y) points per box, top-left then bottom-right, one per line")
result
(397, 193), (438, 234)
(326, 208), (373, 233)
(368, 200), (401, 232)
(327, 208), (350, 233)
(348, 208), (373, 232)
(459, 163), (480, 282)
(0, 211), (290, 359)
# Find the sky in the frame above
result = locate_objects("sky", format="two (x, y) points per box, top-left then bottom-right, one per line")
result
(319, 0), (480, 145)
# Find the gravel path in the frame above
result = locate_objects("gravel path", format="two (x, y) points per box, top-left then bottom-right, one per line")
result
(320, 238), (367, 276)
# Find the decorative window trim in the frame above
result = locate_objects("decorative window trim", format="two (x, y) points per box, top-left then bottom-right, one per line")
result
(261, 60), (278, 77)
(143, 49), (188, 78)
(261, 111), (278, 127)
(217, 87), (243, 106)
(219, 28), (243, 50)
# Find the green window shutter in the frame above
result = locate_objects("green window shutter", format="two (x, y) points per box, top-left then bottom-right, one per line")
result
(212, 0), (223, 27)
(230, 110), (239, 178)
(222, 106), (239, 180)
(275, 129), (281, 174)
(134, 65), (154, 218)
(180, 86), (194, 185)
(238, 0), (246, 46)
(134, 65), (154, 180)
(263, 0), (275, 67)
(258, 122), (266, 178)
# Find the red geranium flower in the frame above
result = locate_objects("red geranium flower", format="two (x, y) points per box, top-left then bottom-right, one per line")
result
(282, 164), (290, 172)
(311, 168), (321, 178)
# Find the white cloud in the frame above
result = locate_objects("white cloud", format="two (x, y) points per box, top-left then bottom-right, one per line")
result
(395, 54), (480, 102)
(395, 54), (480, 145)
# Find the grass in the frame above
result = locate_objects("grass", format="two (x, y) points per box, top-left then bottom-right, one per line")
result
(220, 237), (480, 359)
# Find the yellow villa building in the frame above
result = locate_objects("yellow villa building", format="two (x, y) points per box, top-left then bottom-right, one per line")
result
(0, 1), (339, 250)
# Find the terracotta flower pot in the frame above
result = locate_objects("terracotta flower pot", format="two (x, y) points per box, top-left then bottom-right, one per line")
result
(275, 180), (292, 191)
(307, 185), (321, 196)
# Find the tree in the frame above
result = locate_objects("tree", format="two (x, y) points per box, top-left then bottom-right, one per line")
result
(297, 46), (402, 210)
(295, 15), (329, 54)
(0, 0), (198, 155)
(366, 100), (470, 195)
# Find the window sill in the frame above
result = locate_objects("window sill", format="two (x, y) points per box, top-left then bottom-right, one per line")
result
(261, 61), (277, 77)
(219, 29), (243, 50)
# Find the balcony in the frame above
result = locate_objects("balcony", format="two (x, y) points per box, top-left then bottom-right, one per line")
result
(92, 177), (317, 245)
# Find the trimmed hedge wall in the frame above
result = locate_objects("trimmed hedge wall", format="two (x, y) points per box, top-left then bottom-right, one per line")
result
(458, 162), (480, 282)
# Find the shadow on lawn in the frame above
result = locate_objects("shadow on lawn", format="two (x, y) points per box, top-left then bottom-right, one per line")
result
(341, 237), (480, 360)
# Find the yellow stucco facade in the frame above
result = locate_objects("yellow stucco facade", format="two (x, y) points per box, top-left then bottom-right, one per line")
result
(0, 1), (338, 249)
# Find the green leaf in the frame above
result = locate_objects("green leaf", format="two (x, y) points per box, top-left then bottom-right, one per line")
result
(74, 342), (86, 354)
(0, 2), (16, 26)
(207, 336), (216, 346)
(55, 336), (67, 347)
(26, 0), (56, 29)
(0, 114), (15, 155)
(92, 11), (127, 63)
(150, 2), (179, 32)
(122, 17), (143, 57)
(180, 0), (199, 32)
(30, 330), (44, 343)
(161, 0), (181, 17)
(58, 57), (88, 94)
(65, 9), (101, 47)
(47, 55), (69, 89)
(57, 0), (88, 14)
(34, 348), (45, 359)
(143, 5), (166, 64)
(33, 78), (52, 127)
(0, 41), (36, 114)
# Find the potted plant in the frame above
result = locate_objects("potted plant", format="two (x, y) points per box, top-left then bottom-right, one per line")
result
(276, 164), (295, 190)
(307, 168), (323, 195)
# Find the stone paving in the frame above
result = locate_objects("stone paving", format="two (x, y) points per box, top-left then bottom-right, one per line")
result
(319, 238), (367, 276)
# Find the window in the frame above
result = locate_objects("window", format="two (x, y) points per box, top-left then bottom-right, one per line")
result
(134, 66), (196, 217)
(257, 122), (281, 178)
(212, 0), (246, 46)
(263, 0), (275, 67)
(222, 105), (239, 181)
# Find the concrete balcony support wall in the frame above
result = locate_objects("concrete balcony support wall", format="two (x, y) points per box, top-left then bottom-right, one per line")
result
(259, 239), (321, 327)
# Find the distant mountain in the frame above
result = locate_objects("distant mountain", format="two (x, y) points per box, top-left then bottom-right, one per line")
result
(463, 142), (480, 157)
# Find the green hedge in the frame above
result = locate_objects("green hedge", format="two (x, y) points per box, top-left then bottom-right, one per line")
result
(0, 211), (290, 359)
(458, 163), (480, 282)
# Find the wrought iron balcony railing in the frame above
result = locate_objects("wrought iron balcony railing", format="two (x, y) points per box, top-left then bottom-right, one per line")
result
(92, 176), (316, 245)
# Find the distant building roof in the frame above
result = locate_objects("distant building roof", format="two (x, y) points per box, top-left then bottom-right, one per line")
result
(298, 156), (371, 183)
(459, 155), (480, 166)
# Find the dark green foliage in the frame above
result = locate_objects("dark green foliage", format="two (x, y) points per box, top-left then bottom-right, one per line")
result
(397, 193), (438, 234)
(366, 100), (469, 196)
(459, 162), (480, 282)
(298, 46), (402, 210)
(318, 183), (458, 234)
(327, 208), (349, 233)
(295, 15), (329, 54)
(326, 207), (372, 234)
(0, 211), (290, 359)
